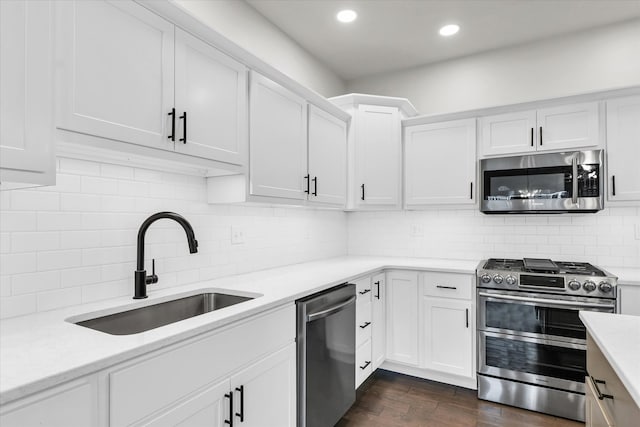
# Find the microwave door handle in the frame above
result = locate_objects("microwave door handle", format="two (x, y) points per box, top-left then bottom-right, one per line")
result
(572, 155), (578, 204)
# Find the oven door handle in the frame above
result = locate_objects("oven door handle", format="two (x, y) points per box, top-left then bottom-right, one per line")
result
(478, 291), (614, 309)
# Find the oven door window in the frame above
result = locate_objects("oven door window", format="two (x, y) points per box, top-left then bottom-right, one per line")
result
(484, 166), (572, 201)
(484, 300), (585, 340)
(485, 335), (586, 383)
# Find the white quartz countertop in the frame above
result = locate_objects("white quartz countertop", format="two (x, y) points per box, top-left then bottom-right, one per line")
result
(580, 311), (640, 408)
(0, 255), (477, 405)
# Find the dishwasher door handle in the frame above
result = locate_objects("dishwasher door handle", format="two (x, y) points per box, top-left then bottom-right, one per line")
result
(307, 296), (356, 323)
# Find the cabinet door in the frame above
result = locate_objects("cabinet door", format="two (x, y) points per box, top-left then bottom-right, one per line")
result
(585, 376), (615, 427)
(249, 72), (307, 200)
(0, 377), (99, 427)
(619, 284), (640, 316)
(229, 343), (296, 427)
(371, 273), (386, 369)
(174, 28), (247, 165)
(307, 105), (347, 206)
(0, 0), (54, 188)
(56, 0), (174, 149)
(422, 298), (473, 378)
(537, 102), (599, 151)
(480, 110), (537, 156)
(355, 104), (401, 208)
(405, 118), (476, 206)
(142, 379), (229, 427)
(386, 271), (419, 366)
(606, 96), (640, 201)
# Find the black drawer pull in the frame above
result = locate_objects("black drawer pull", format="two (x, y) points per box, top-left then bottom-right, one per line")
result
(224, 392), (233, 426)
(374, 281), (381, 299)
(539, 126), (543, 146)
(359, 321), (371, 329)
(612, 175), (616, 196)
(436, 285), (457, 290)
(361, 183), (365, 200)
(592, 377), (614, 400)
(358, 289), (371, 295)
(235, 385), (244, 422)
(465, 308), (469, 328)
(359, 361), (371, 370)
(530, 127), (534, 147)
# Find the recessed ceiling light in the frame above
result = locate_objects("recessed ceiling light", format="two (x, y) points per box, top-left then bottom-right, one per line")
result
(337, 9), (357, 23)
(439, 24), (460, 36)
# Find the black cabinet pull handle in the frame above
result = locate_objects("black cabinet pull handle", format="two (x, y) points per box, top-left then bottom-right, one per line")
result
(235, 385), (244, 422)
(591, 377), (614, 400)
(539, 126), (542, 146)
(359, 321), (371, 329)
(612, 175), (616, 196)
(168, 108), (176, 142)
(530, 127), (533, 147)
(358, 289), (371, 295)
(470, 182), (473, 200)
(224, 392), (234, 426)
(374, 281), (380, 299)
(361, 183), (365, 200)
(304, 174), (310, 194)
(179, 111), (187, 143)
(359, 361), (371, 370)
(436, 285), (457, 290)
(312, 176), (317, 196)
(465, 308), (469, 328)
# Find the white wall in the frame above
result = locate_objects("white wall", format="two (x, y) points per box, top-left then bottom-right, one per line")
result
(176, 0), (345, 97)
(0, 158), (348, 319)
(348, 207), (640, 269)
(346, 19), (640, 114)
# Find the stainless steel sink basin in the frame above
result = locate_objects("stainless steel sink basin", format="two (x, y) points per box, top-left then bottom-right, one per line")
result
(75, 293), (254, 335)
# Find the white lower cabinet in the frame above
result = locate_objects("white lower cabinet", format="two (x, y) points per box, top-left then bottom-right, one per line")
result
(0, 376), (100, 427)
(371, 273), (386, 369)
(385, 271), (419, 366)
(619, 283), (640, 315)
(420, 272), (475, 382)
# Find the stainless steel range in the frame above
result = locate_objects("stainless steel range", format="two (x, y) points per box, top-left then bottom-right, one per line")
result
(476, 258), (618, 422)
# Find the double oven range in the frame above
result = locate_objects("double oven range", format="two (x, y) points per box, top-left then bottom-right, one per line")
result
(476, 258), (618, 422)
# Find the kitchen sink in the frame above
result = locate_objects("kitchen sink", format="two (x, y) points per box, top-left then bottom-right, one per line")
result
(74, 292), (255, 335)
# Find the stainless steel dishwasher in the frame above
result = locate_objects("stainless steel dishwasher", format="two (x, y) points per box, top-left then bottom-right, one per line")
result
(296, 283), (356, 427)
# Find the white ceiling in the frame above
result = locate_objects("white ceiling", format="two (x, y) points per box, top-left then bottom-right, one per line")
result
(245, 0), (640, 80)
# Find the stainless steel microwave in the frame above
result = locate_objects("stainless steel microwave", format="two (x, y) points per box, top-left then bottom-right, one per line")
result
(480, 149), (604, 214)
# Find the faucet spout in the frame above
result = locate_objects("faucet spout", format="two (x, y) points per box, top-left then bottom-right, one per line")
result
(134, 212), (198, 299)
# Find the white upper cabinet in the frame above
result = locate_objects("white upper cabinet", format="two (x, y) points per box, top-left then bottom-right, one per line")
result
(480, 110), (537, 156)
(356, 104), (402, 208)
(56, 0), (175, 149)
(55, 0), (247, 167)
(536, 102), (599, 151)
(606, 96), (640, 201)
(174, 28), (247, 165)
(480, 102), (600, 157)
(0, 0), (55, 189)
(307, 105), (347, 206)
(249, 72), (307, 200)
(405, 118), (476, 207)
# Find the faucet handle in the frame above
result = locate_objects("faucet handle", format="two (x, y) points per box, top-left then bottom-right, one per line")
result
(146, 259), (159, 285)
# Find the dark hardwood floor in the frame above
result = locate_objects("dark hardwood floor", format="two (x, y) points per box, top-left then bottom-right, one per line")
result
(337, 370), (584, 427)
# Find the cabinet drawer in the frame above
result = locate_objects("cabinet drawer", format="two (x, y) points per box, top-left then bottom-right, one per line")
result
(110, 305), (295, 427)
(356, 339), (372, 388)
(356, 300), (372, 346)
(587, 333), (640, 426)
(354, 276), (372, 302)
(422, 272), (473, 300)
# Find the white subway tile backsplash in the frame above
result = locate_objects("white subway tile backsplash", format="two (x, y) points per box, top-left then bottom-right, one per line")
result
(0, 253), (37, 275)
(60, 266), (102, 288)
(11, 191), (59, 211)
(59, 158), (100, 176)
(0, 233), (10, 254)
(0, 294), (37, 319)
(60, 193), (102, 212)
(0, 212), (37, 232)
(12, 271), (60, 295)
(81, 279), (129, 304)
(81, 176), (119, 195)
(10, 231), (60, 253)
(38, 250), (83, 271)
(101, 164), (134, 180)
(60, 231), (102, 249)
(37, 212), (82, 231)
(37, 288), (82, 312)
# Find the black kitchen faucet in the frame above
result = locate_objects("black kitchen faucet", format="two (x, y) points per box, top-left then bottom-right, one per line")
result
(134, 212), (198, 299)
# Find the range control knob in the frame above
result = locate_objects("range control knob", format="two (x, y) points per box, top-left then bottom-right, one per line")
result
(598, 281), (613, 293)
(493, 274), (504, 284)
(583, 280), (597, 293)
(481, 274), (492, 283)
(568, 280), (582, 291)
(505, 275), (517, 286)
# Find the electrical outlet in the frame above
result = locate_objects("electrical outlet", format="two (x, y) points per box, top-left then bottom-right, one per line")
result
(231, 227), (245, 245)
(410, 224), (424, 237)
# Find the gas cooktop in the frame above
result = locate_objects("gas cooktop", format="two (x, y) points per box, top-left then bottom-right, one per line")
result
(477, 258), (617, 298)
